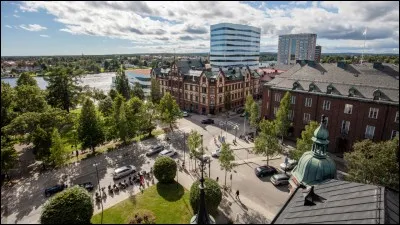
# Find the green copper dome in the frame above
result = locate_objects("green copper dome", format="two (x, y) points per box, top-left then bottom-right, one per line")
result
(291, 115), (336, 186)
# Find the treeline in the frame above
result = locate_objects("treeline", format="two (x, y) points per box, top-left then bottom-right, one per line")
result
(1, 68), (182, 179)
(321, 54), (399, 64)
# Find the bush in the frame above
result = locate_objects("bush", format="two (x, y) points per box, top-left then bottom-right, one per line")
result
(153, 156), (177, 183)
(128, 209), (156, 224)
(40, 186), (94, 224)
(190, 178), (222, 214)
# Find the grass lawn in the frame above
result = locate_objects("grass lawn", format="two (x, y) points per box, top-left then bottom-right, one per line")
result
(91, 182), (193, 224)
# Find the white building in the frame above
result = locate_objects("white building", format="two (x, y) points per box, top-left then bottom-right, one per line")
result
(277, 33), (317, 65)
(210, 23), (261, 71)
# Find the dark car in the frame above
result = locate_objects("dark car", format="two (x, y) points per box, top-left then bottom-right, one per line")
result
(236, 108), (245, 114)
(254, 165), (277, 178)
(201, 119), (214, 124)
(146, 145), (165, 157)
(45, 184), (67, 197)
(78, 182), (94, 192)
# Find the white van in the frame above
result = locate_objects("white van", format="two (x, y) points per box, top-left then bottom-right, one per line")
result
(113, 165), (136, 180)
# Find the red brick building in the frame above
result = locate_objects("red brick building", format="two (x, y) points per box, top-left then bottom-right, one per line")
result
(152, 59), (261, 115)
(261, 61), (399, 154)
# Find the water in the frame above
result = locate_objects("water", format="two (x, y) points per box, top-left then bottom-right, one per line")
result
(1, 72), (117, 93)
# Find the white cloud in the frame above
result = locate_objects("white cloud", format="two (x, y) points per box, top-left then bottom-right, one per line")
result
(290, 1), (308, 6)
(40, 34), (50, 38)
(16, 1), (399, 53)
(20, 24), (47, 32)
(13, 14), (20, 18)
(5, 25), (12, 28)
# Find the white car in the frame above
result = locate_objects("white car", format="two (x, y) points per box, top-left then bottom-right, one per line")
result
(211, 149), (221, 158)
(159, 149), (177, 158)
(197, 154), (211, 163)
(182, 111), (189, 117)
(113, 165), (136, 180)
(280, 159), (297, 171)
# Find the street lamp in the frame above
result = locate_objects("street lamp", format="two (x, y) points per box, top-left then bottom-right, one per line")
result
(183, 133), (186, 168)
(93, 162), (103, 224)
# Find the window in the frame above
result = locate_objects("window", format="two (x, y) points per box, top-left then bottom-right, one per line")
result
(274, 107), (279, 116)
(288, 110), (294, 121)
(305, 98), (312, 107)
(202, 96), (206, 104)
(202, 77), (206, 82)
(219, 87), (223, 93)
(291, 96), (296, 104)
(185, 93), (188, 99)
(341, 120), (350, 134)
(391, 130), (399, 139)
(267, 102), (269, 110)
(219, 96), (222, 104)
(195, 86), (198, 92)
(219, 77), (222, 83)
(365, 125), (375, 139)
(303, 113), (311, 124)
(190, 85), (193, 91)
(210, 87), (215, 94)
(202, 87), (207, 93)
(368, 108), (379, 119)
(396, 112), (399, 123)
(195, 96), (198, 102)
(322, 100), (331, 110)
(325, 117), (329, 127)
(274, 93), (281, 102)
(185, 84), (188, 90)
(344, 104), (353, 114)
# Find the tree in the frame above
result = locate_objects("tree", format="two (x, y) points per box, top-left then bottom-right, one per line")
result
(115, 68), (131, 100)
(1, 136), (18, 180)
(40, 186), (94, 224)
(15, 84), (48, 113)
(158, 92), (182, 130)
(274, 91), (291, 143)
(289, 121), (319, 161)
(49, 128), (67, 167)
(224, 91), (231, 111)
(254, 119), (280, 166)
(1, 82), (16, 128)
(344, 137), (399, 190)
(190, 178), (222, 214)
(78, 98), (105, 152)
(218, 142), (235, 187)
(188, 130), (202, 171)
(245, 95), (254, 116)
(153, 156), (177, 183)
(45, 67), (82, 112)
(249, 102), (259, 132)
(150, 77), (161, 104)
(108, 88), (118, 100)
(16, 72), (37, 86)
(131, 82), (145, 100)
(98, 96), (113, 117)
(138, 100), (157, 137)
(116, 101), (129, 143)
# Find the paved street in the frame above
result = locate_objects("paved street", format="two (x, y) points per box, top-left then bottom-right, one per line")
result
(1, 112), (291, 224)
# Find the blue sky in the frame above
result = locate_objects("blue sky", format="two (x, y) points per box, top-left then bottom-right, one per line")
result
(1, 1), (399, 56)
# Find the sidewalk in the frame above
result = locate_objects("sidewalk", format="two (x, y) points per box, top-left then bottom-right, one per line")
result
(232, 156), (281, 166)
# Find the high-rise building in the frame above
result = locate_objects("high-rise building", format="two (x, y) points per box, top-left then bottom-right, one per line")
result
(210, 23), (261, 71)
(277, 33), (317, 65)
(315, 45), (322, 63)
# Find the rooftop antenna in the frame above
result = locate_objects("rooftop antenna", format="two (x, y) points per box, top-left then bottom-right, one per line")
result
(361, 27), (367, 64)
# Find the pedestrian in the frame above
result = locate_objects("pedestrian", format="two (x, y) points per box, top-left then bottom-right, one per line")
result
(75, 150), (79, 159)
(236, 190), (240, 200)
(216, 177), (219, 182)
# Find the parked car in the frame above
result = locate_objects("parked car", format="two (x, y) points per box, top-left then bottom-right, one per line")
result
(280, 159), (297, 171)
(236, 108), (245, 114)
(146, 145), (165, 157)
(201, 119), (214, 124)
(211, 149), (221, 158)
(240, 112), (246, 117)
(196, 154), (211, 163)
(159, 149), (177, 158)
(113, 165), (137, 180)
(45, 184), (67, 197)
(254, 165), (277, 178)
(78, 182), (94, 192)
(270, 173), (290, 186)
(182, 111), (189, 117)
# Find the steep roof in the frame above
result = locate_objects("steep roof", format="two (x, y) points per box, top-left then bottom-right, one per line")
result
(266, 63), (399, 104)
(272, 179), (399, 224)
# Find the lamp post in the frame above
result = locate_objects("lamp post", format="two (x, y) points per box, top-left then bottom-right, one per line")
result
(208, 160), (211, 178)
(183, 133), (186, 168)
(93, 162), (103, 224)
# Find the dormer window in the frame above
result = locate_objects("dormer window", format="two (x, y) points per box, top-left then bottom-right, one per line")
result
(373, 89), (382, 100)
(327, 85), (333, 94)
(349, 87), (356, 97)
(309, 83), (315, 92)
(293, 81), (299, 90)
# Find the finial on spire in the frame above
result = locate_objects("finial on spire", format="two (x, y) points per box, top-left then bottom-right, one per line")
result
(321, 114), (326, 126)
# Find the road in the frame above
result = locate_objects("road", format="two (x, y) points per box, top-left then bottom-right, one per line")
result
(1, 112), (290, 224)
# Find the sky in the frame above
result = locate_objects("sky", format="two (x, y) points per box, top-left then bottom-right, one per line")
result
(1, 1), (399, 56)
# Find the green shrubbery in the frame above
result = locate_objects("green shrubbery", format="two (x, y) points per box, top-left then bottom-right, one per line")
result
(153, 156), (177, 183)
(190, 178), (222, 214)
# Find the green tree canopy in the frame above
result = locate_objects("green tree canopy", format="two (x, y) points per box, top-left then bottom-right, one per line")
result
(290, 121), (319, 161)
(98, 96), (113, 117)
(274, 91), (291, 142)
(245, 94), (254, 116)
(190, 178), (222, 214)
(224, 91), (231, 111)
(40, 186), (94, 224)
(254, 119), (280, 166)
(78, 98), (105, 152)
(344, 137), (399, 190)
(139, 101), (158, 137)
(49, 128), (67, 167)
(15, 84), (48, 113)
(187, 129), (202, 171)
(16, 72), (37, 86)
(158, 92), (182, 130)
(1, 136), (18, 179)
(150, 77), (161, 104)
(250, 102), (259, 131)
(131, 82), (145, 100)
(1, 82), (16, 128)
(153, 156), (177, 183)
(219, 142), (235, 187)
(115, 68), (131, 100)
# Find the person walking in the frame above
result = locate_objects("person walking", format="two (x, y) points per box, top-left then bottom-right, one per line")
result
(236, 190), (240, 200)
(216, 177), (219, 182)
